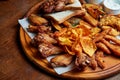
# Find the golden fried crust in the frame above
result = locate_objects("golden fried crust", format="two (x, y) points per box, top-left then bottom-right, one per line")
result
(100, 15), (120, 31)
(104, 35), (120, 45)
(101, 39), (120, 57)
(96, 42), (111, 54)
(50, 54), (74, 67)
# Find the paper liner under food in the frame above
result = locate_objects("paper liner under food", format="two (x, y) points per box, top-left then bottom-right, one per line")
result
(18, 18), (75, 74)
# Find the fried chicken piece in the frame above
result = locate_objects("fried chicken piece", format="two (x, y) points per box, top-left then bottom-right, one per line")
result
(27, 25), (38, 33)
(28, 14), (48, 26)
(75, 52), (98, 70)
(104, 35), (120, 45)
(101, 39), (120, 57)
(33, 33), (57, 45)
(100, 15), (120, 31)
(27, 25), (52, 33)
(50, 53), (74, 67)
(75, 52), (88, 71)
(96, 42), (111, 54)
(41, 0), (75, 13)
(38, 43), (63, 58)
(95, 50), (105, 69)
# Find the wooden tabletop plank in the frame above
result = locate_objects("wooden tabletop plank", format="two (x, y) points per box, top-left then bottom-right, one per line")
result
(0, 0), (120, 80)
(0, 0), (58, 80)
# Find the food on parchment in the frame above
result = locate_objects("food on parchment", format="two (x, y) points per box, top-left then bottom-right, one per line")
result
(28, 14), (48, 26)
(26, 0), (120, 71)
(38, 43), (63, 58)
(50, 53), (74, 67)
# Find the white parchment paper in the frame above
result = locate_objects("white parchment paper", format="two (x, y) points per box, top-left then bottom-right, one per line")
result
(18, 18), (75, 74)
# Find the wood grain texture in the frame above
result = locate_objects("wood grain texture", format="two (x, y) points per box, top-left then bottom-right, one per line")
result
(0, 0), (120, 80)
(0, 0), (58, 80)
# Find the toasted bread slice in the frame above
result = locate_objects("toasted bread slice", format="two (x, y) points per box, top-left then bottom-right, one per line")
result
(44, 0), (83, 24)
(63, 0), (82, 10)
(45, 10), (85, 24)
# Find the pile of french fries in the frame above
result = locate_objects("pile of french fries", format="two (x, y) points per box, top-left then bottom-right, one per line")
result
(27, 2), (120, 71)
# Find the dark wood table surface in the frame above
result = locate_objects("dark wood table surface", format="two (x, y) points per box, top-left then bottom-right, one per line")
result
(0, 0), (120, 80)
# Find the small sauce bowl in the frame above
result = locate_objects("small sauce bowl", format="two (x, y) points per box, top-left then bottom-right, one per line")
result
(103, 0), (120, 15)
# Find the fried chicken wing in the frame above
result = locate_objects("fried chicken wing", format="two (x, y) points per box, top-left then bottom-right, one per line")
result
(38, 43), (63, 57)
(50, 53), (74, 67)
(33, 33), (57, 45)
(75, 52), (88, 70)
(28, 14), (48, 26)
(27, 25), (52, 33)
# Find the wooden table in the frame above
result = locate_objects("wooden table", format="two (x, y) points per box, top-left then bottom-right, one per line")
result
(0, 0), (120, 80)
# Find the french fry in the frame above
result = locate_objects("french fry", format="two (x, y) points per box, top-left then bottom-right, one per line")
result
(82, 12), (98, 27)
(96, 42), (111, 54)
(51, 21), (62, 31)
(93, 28), (111, 42)
(83, 4), (105, 19)
(89, 54), (98, 70)
(104, 35), (120, 45)
(63, 21), (73, 28)
(102, 26), (120, 36)
(95, 50), (105, 69)
(79, 20), (92, 29)
(101, 39), (120, 57)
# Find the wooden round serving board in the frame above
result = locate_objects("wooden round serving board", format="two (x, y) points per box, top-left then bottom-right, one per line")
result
(20, 0), (120, 79)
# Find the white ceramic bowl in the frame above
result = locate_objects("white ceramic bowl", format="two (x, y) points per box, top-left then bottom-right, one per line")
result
(103, 0), (120, 15)
(86, 0), (103, 4)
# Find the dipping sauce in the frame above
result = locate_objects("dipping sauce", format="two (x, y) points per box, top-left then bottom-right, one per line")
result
(103, 0), (120, 15)
(105, 0), (120, 10)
